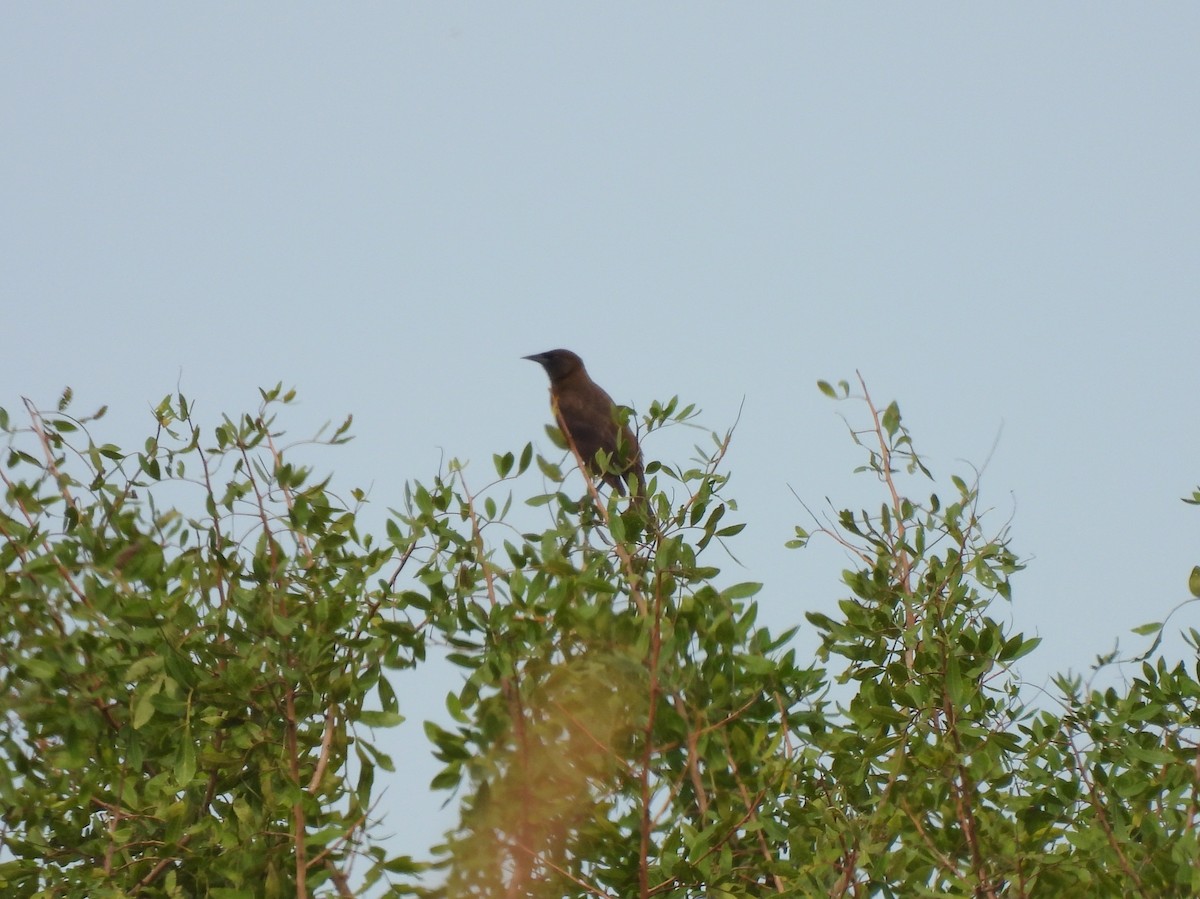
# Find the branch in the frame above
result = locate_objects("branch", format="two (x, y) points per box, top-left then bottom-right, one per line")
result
(856, 373), (916, 665)
(551, 397), (649, 616)
(285, 683), (309, 899)
(458, 469), (499, 608)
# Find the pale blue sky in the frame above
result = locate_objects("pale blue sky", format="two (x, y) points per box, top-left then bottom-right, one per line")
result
(4, 4), (1199, 876)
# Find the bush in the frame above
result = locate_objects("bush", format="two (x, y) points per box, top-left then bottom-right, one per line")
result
(2, 381), (1198, 897)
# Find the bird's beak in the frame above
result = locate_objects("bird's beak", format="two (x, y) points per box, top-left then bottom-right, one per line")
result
(522, 353), (544, 363)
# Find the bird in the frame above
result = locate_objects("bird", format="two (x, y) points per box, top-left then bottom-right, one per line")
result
(523, 349), (647, 500)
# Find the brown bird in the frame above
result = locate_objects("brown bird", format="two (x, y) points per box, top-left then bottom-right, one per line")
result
(524, 349), (647, 499)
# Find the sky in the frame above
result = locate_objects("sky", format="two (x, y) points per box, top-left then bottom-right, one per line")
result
(4, 3), (1199, 881)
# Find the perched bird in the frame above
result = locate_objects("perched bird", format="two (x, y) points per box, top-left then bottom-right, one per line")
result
(523, 349), (647, 499)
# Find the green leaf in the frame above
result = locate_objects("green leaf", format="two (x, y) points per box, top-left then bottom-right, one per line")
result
(493, 452), (514, 477)
(124, 655), (165, 682)
(378, 675), (398, 714)
(999, 634), (1041, 663)
(430, 766), (462, 791)
(359, 740), (396, 773)
(133, 688), (157, 729)
(882, 401), (900, 437)
(536, 456), (563, 482)
(22, 657), (58, 680)
(176, 732), (197, 786)
(721, 581), (763, 601)
(358, 710), (404, 728)
(1189, 565), (1200, 598)
(445, 690), (466, 723)
(356, 758), (376, 804)
(139, 453), (161, 480)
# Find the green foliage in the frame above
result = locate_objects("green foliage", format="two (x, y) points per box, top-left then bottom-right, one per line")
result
(0, 388), (421, 897)
(398, 400), (822, 898)
(4, 378), (1200, 898)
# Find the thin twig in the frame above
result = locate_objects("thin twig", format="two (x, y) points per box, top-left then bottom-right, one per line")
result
(551, 397), (649, 616)
(510, 838), (618, 898)
(724, 743), (785, 893)
(458, 470), (499, 608)
(285, 683), (309, 899)
(307, 704), (338, 793)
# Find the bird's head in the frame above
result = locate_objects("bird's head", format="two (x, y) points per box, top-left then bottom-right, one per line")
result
(523, 349), (585, 383)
